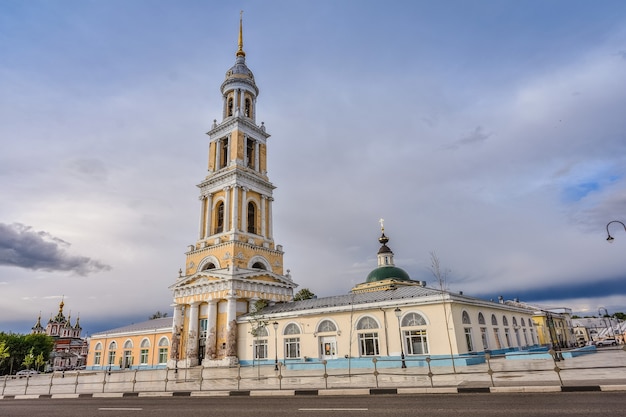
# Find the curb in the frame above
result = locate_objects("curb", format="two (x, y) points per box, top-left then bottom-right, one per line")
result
(1, 385), (624, 399)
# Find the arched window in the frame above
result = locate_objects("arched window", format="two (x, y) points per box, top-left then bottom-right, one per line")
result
(246, 138), (255, 168)
(317, 320), (337, 333)
(284, 323), (300, 359)
(95, 342), (102, 351)
(252, 261), (266, 270)
(108, 341), (117, 350)
(462, 311), (471, 324)
(401, 312), (427, 327)
(502, 316), (509, 326)
(140, 339), (150, 348)
(357, 317), (379, 330)
(202, 262), (216, 271)
(400, 312), (428, 355)
(512, 317), (518, 327)
(244, 98), (251, 117)
(491, 314), (498, 326)
(284, 323), (301, 335)
(253, 326), (268, 337)
(216, 202), (224, 233)
(123, 340), (133, 349)
(140, 339), (150, 365)
(521, 318), (526, 327)
(221, 138), (229, 168)
(356, 316), (380, 356)
(478, 313), (486, 325)
(157, 337), (169, 364)
(247, 202), (256, 233)
(227, 97), (234, 116)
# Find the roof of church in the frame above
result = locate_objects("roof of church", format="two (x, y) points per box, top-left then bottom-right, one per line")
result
(92, 317), (172, 337)
(249, 285), (445, 316)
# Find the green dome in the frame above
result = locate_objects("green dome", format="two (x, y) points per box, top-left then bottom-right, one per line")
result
(366, 266), (411, 283)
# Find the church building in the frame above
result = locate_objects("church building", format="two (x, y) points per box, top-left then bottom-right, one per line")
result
(86, 16), (543, 371)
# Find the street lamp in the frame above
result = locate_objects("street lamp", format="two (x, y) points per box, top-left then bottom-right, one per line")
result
(394, 308), (407, 369)
(273, 321), (279, 371)
(606, 220), (626, 242)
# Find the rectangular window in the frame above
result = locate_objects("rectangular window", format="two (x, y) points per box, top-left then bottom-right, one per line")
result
(94, 352), (101, 365)
(254, 339), (268, 359)
(358, 332), (380, 356)
(504, 329), (511, 348)
(284, 337), (300, 358)
(493, 328), (502, 349)
(405, 330), (429, 355)
(158, 348), (168, 364)
(107, 351), (116, 365)
(481, 327), (489, 350)
(140, 349), (149, 365)
(464, 328), (474, 352)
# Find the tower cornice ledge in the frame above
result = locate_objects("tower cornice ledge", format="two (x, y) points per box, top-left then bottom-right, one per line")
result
(207, 116), (270, 140)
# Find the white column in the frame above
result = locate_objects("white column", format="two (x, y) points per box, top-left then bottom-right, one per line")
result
(215, 139), (221, 169)
(268, 196), (273, 239)
(222, 95), (227, 119)
(239, 89), (245, 114)
(226, 295), (238, 357)
(198, 196), (206, 240)
(224, 186), (231, 233)
(169, 305), (184, 367)
(241, 187), (248, 233)
(231, 186), (239, 232)
(204, 300), (218, 362)
(204, 193), (213, 238)
(261, 195), (267, 237)
(254, 141), (260, 172)
(187, 302), (200, 365)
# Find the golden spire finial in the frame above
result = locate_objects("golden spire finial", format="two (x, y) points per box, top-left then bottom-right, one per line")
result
(379, 218), (385, 233)
(236, 10), (245, 57)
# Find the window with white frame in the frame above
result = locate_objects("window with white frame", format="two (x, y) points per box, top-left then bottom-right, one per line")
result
(94, 342), (102, 365)
(284, 323), (301, 359)
(357, 316), (380, 356)
(405, 330), (429, 355)
(252, 326), (268, 360)
(317, 319), (337, 333)
(107, 341), (117, 365)
(401, 312), (429, 355)
(140, 339), (150, 365)
(464, 328), (474, 352)
(158, 337), (169, 364)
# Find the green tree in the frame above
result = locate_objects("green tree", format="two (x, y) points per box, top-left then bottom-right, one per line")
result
(35, 352), (46, 371)
(22, 347), (35, 369)
(0, 341), (9, 368)
(293, 288), (315, 301)
(149, 311), (169, 319)
(0, 332), (54, 375)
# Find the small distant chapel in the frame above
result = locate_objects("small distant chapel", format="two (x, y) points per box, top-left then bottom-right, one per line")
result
(31, 300), (88, 370)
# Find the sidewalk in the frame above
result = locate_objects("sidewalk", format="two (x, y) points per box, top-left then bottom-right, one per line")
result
(2, 347), (626, 399)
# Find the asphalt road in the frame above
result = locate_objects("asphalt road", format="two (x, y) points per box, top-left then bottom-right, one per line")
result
(1, 392), (625, 417)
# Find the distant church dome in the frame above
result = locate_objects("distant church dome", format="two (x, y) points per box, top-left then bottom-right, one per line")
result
(366, 265), (411, 282)
(365, 227), (411, 283)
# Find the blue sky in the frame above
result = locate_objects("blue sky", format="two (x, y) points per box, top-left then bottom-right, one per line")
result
(1, 1), (626, 335)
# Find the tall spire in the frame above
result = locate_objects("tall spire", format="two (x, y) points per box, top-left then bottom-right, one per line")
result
(236, 10), (245, 57)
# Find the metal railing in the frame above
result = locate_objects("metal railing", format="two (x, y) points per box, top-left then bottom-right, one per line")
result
(2, 346), (625, 396)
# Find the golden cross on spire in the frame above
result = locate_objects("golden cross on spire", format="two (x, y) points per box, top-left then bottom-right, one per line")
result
(379, 218), (385, 232)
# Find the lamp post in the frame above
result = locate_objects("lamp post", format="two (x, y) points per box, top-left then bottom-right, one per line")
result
(394, 308), (407, 369)
(606, 220), (626, 242)
(273, 321), (279, 371)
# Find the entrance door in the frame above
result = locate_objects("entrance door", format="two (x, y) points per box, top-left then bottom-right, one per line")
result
(320, 337), (337, 360)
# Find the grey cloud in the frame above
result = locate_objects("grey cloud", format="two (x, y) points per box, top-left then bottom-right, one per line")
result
(446, 126), (492, 150)
(0, 223), (111, 275)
